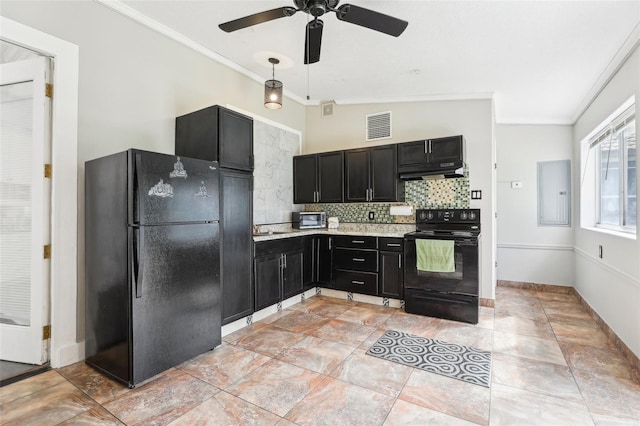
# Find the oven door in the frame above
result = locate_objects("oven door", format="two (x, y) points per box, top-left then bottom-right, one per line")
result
(403, 234), (479, 296)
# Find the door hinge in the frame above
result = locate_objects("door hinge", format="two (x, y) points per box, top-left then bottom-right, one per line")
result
(43, 325), (51, 340)
(44, 244), (51, 259)
(45, 83), (53, 98)
(44, 164), (52, 178)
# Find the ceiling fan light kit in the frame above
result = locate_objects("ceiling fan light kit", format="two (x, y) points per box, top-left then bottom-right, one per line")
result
(219, 1), (408, 65)
(264, 57), (283, 110)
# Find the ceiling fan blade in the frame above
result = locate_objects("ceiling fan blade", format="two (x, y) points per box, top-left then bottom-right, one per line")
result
(304, 19), (324, 64)
(336, 4), (408, 37)
(219, 7), (296, 32)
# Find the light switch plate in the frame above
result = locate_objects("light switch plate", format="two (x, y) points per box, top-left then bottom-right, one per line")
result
(471, 190), (482, 200)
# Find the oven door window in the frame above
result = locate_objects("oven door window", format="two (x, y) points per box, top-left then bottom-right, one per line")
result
(404, 237), (479, 296)
(418, 250), (463, 280)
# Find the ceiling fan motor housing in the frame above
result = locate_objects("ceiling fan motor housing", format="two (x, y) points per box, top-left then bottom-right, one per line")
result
(295, 0), (340, 17)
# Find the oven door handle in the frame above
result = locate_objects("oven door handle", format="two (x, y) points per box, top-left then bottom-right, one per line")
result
(411, 294), (471, 304)
(405, 237), (477, 247)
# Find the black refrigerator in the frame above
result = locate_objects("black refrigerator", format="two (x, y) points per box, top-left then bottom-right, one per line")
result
(85, 149), (221, 387)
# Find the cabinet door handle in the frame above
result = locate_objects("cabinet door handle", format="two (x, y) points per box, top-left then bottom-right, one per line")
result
(398, 256), (402, 268)
(283, 254), (287, 268)
(428, 140), (432, 153)
(351, 280), (365, 285)
(328, 238), (332, 250)
(387, 243), (401, 247)
(352, 258), (365, 262)
(352, 240), (365, 244)
(424, 140), (428, 154)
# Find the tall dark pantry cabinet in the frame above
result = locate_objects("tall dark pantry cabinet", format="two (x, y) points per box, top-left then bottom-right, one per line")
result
(176, 105), (254, 325)
(85, 150), (221, 387)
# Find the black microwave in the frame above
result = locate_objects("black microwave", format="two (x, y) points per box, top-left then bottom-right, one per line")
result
(292, 212), (326, 229)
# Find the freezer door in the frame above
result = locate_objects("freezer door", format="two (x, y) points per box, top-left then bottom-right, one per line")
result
(131, 222), (220, 385)
(131, 150), (219, 225)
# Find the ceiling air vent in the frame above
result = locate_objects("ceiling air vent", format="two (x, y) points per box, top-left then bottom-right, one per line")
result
(366, 111), (392, 141)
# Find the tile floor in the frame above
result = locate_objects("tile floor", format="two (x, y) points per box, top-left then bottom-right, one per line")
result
(2, 287), (639, 425)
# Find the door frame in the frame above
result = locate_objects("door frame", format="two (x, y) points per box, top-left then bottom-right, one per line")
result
(1, 16), (80, 368)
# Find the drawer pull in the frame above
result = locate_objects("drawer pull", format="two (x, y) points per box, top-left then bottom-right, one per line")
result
(352, 240), (365, 244)
(387, 243), (401, 247)
(352, 258), (365, 262)
(351, 280), (365, 285)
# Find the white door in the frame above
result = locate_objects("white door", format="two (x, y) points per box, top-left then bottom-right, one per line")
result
(0, 57), (52, 364)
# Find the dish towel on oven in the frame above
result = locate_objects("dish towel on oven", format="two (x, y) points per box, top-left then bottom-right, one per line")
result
(416, 239), (455, 272)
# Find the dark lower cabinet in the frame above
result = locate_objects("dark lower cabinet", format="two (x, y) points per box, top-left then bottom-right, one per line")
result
(379, 251), (403, 298)
(333, 236), (378, 296)
(254, 238), (304, 311)
(282, 251), (303, 299)
(303, 236), (315, 290)
(379, 237), (404, 299)
(254, 254), (281, 311)
(220, 169), (253, 325)
(316, 235), (333, 286)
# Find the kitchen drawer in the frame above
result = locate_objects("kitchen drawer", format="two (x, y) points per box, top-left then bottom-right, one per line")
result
(333, 248), (378, 272)
(334, 270), (378, 295)
(333, 235), (377, 250)
(255, 237), (304, 257)
(378, 237), (403, 252)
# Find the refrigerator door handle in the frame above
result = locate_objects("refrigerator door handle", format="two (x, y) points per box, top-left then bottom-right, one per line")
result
(134, 227), (144, 298)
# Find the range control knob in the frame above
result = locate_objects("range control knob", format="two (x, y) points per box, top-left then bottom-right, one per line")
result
(426, 211), (434, 220)
(469, 211), (476, 220)
(419, 211), (427, 220)
(460, 211), (468, 220)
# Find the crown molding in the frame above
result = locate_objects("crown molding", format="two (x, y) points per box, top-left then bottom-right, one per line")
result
(94, 0), (308, 106)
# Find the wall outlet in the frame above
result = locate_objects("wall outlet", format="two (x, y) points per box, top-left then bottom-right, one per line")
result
(368, 211), (375, 220)
(511, 181), (523, 189)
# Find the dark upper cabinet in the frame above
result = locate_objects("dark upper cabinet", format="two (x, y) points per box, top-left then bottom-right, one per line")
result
(345, 144), (403, 202)
(220, 169), (253, 325)
(293, 155), (317, 204)
(429, 135), (465, 166)
(175, 105), (254, 172)
(397, 135), (465, 173)
(293, 152), (343, 204)
(344, 149), (369, 202)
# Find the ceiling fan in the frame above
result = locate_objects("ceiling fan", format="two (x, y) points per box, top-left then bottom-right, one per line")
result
(219, 0), (408, 64)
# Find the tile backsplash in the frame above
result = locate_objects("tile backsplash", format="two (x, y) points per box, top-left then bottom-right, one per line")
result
(306, 169), (470, 224)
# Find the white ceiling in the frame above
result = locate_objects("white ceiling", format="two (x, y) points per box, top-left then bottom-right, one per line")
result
(109, 0), (640, 124)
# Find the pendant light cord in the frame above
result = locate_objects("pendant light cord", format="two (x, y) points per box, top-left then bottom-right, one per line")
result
(306, 14), (310, 101)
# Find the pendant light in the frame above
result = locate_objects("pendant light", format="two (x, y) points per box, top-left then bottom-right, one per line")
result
(264, 57), (283, 110)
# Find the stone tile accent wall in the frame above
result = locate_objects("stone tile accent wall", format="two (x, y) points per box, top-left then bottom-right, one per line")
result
(253, 121), (302, 224)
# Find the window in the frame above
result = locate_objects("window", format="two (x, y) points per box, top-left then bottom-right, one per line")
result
(584, 99), (636, 234)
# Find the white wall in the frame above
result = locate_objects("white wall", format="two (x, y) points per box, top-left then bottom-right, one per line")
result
(1, 1), (306, 365)
(573, 46), (640, 357)
(306, 99), (497, 300)
(495, 124), (574, 286)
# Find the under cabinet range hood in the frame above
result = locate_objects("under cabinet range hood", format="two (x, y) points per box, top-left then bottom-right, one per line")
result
(399, 163), (465, 180)
(398, 135), (466, 180)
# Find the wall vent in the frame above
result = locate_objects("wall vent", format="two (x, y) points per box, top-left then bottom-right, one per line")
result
(366, 111), (392, 141)
(321, 102), (335, 117)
